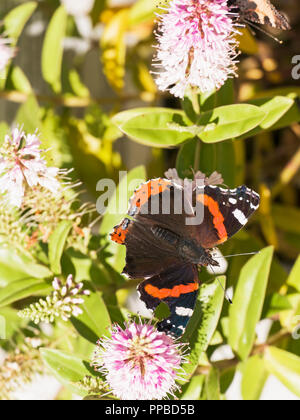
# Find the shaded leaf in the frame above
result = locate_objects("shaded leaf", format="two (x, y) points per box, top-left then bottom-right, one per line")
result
(99, 166), (146, 273)
(71, 291), (111, 344)
(48, 221), (73, 275)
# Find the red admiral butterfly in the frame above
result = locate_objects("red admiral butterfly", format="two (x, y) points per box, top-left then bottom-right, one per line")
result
(229, 0), (290, 30)
(110, 169), (260, 337)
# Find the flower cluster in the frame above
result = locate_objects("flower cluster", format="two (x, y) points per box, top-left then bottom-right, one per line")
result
(92, 320), (186, 400)
(0, 36), (15, 73)
(18, 275), (90, 324)
(154, 0), (240, 98)
(0, 128), (60, 208)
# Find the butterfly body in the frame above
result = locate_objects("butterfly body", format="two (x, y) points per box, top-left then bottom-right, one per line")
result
(110, 170), (260, 337)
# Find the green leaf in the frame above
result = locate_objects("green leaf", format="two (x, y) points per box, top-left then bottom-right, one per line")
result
(15, 94), (41, 133)
(48, 221), (73, 275)
(262, 293), (292, 318)
(112, 108), (194, 148)
(0, 247), (52, 286)
(40, 348), (93, 396)
(10, 66), (33, 94)
(264, 347), (300, 398)
(205, 367), (221, 400)
(182, 276), (226, 379)
(229, 246), (274, 360)
(99, 166), (146, 273)
(180, 375), (205, 400)
(241, 356), (268, 400)
(287, 256), (300, 292)
(0, 278), (51, 307)
(176, 138), (243, 186)
(41, 5), (68, 92)
(197, 104), (266, 143)
(247, 96), (294, 132)
(3, 2), (37, 44)
(71, 291), (111, 344)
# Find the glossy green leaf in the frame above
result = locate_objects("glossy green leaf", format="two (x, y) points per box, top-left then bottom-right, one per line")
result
(41, 5), (68, 92)
(229, 246), (274, 360)
(264, 347), (300, 398)
(0, 278), (51, 307)
(99, 166), (146, 273)
(71, 291), (111, 344)
(4, 2), (37, 44)
(112, 108), (194, 148)
(40, 348), (94, 396)
(197, 104), (266, 143)
(182, 276), (225, 379)
(287, 256), (300, 292)
(241, 356), (268, 400)
(48, 221), (73, 275)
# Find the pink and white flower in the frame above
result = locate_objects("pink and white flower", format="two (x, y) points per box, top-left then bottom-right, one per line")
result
(0, 36), (15, 73)
(154, 0), (240, 98)
(0, 128), (60, 207)
(93, 320), (186, 400)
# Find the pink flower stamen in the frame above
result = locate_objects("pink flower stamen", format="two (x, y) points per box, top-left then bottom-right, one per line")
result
(154, 0), (240, 98)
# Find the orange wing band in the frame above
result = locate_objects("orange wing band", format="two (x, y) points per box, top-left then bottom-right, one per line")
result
(197, 194), (228, 243)
(145, 282), (199, 299)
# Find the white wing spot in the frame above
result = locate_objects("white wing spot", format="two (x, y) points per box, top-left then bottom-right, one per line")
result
(229, 198), (237, 205)
(175, 307), (193, 317)
(233, 209), (248, 225)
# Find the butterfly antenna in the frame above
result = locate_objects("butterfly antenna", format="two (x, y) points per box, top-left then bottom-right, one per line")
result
(209, 264), (233, 305)
(222, 251), (259, 258)
(245, 19), (283, 44)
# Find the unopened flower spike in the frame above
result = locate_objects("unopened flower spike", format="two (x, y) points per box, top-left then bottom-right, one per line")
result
(154, 0), (240, 98)
(18, 275), (90, 324)
(92, 319), (188, 400)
